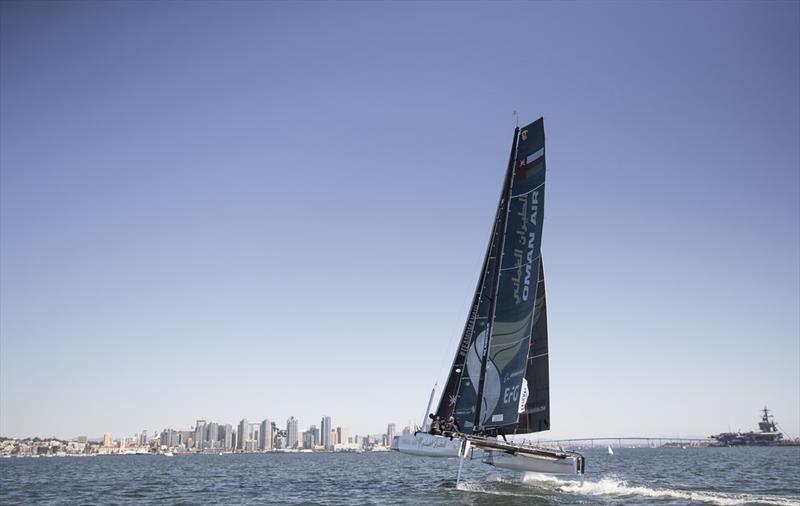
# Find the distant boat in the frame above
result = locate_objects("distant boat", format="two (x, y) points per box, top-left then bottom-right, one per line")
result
(395, 118), (585, 481)
(710, 407), (791, 446)
(607, 445), (614, 455)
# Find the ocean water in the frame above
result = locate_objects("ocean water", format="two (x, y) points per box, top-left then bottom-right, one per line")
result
(1, 447), (798, 505)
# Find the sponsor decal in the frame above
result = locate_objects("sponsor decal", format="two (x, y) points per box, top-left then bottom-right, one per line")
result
(491, 414), (504, 422)
(518, 379), (529, 414)
(522, 191), (539, 302)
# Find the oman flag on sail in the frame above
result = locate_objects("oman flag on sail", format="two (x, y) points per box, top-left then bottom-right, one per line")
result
(515, 147), (545, 180)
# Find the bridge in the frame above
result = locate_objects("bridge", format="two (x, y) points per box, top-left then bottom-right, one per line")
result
(520, 436), (712, 449)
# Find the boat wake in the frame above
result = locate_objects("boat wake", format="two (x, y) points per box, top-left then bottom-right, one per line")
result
(454, 480), (530, 498)
(521, 473), (800, 506)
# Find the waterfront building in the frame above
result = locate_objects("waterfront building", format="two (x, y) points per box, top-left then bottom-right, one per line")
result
(206, 421), (218, 449)
(331, 429), (338, 446)
(387, 424), (396, 446)
(308, 425), (319, 447)
(179, 430), (193, 447)
(259, 419), (272, 451)
(195, 419), (207, 450)
(103, 433), (111, 447)
(237, 419), (248, 450)
(321, 416), (332, 450)
(159, 429), (171, 447)
(220, 424), (233, 449)
(287, 417), (299, 448)
(248, 423), (260, 445)
(302, 430), (314, 449)
(337, 426), (348, 447)
(140, 430), (147, 447)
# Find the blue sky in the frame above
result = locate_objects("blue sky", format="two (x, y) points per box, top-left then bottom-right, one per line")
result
(1, 1), (798, 440)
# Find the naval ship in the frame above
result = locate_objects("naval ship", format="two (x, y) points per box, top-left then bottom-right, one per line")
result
(710, 407), (790, 446)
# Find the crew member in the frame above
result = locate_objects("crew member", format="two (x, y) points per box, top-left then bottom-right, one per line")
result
(428, 414), (442, 436)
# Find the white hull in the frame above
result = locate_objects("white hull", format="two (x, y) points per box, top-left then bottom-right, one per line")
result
(482, 450), (581, 475)
(395, 433), (462, 457)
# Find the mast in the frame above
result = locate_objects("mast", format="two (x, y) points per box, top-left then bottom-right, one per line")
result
(474, 127), (519, 432)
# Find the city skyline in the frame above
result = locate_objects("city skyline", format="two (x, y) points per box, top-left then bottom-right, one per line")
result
(1, 2), (798, 441)
(2, 413), (401, 451)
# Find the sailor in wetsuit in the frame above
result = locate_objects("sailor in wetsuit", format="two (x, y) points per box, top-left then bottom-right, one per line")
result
(428, 414), (442, 436)
(442, 415), (461, 439)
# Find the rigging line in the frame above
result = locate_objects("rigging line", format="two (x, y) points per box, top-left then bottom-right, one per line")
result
(510, 181), (546, 199)
(431, 237), (486, 407)
(498, 256), (540, 271)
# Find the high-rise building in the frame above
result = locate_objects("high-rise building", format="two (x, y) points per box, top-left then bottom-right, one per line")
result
(308, 425), (319, 447)
(337, 426), (348, 447)
(387, 424), (396, 447)
(220, 424), (233, 449)
(320, 416), (332, 450)
(139, 430), (147, 447)
(195, 419), (207, 450)
(237, 419), (248, 450)
(259, 419), (272, 451)
(206, 422), (218, 449)
(286, 417), (299, 449)
(158, 429), (175, 446)
(248, 423), (259, 443)
(302, 431), (314, 449)
(103, 433), (112, 447)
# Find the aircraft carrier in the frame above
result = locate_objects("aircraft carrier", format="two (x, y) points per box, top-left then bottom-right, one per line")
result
(710, 407), (795, 446)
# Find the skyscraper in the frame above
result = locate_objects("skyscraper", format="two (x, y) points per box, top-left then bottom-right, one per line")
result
(337, 426), (348, 448)
(308, 425), (319, 447)
(206, 421), (218, 449)
(195, 419), (207, 450)
(286, 417), (299, 449)
(103, 433), (111, 447)
(220, 424), (233, 449)
(237, 419), (248, 450)
(259, 419), (272, 451)
(387, 424), (396, 447)
(320, 416), (332, 450)
(302, 431), (314, 449)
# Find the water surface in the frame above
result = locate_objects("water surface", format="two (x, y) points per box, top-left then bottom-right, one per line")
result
(1, 447), (798, 504)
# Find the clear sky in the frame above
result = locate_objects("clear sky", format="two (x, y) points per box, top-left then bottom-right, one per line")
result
(1, 1), (798, 440)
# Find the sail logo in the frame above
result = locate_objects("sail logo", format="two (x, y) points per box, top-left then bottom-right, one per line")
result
(522, 191), (540, 302)
(503, 385), (519, 404)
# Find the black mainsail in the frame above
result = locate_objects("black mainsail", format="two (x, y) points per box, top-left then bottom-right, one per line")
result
(436, 118), (549, 435)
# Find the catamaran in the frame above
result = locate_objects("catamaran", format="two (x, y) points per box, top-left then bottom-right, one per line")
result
(396, 118), (585, 480)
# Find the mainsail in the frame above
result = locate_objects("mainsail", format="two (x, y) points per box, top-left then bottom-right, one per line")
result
(436, 118), (549, 435)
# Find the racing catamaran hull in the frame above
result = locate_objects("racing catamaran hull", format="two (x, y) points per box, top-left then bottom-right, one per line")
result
(395, 433), (461, 457)
(483, 450), (583, 475)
